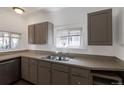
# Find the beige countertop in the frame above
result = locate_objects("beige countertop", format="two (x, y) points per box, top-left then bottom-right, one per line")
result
(0, 51), (124, 71)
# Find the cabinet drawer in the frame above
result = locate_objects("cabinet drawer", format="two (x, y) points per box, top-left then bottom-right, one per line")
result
(71, 68), (90, 78)
(52, 63), (69, 72)
(38, 60), (51, 68)
(21, 57), (29, 63)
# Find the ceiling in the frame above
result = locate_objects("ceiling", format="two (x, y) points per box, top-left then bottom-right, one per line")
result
(1, 7), (65, 16)
(23, 7), (64, 15)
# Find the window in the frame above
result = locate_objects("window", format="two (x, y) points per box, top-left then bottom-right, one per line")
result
(0, 31), (21, 51)
(55, 27), (82, 48)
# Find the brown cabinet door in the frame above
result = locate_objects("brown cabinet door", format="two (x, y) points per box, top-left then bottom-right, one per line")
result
(71, 75), (90, 85)
(52, 70), (69, 85)
(21, 61), (29, 81)
(29, 59), (37, 84)
(28, 22), (53, 44)
(88, 9), (112, 45)
(28, 25), (35, 44)
(42, 22), (48, 44)
(38, 66), (51, 85)
(35, 22), (48, 44)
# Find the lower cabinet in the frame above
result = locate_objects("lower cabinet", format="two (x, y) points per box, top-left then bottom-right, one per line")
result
(37, 60), (51, 84)
(0, 56), (92, 85)
(52, 70), (69, 85)
(70, 75), (90, 85)
(21, 57), (37, 84)
(29, 59), (37, 84)
(21, 57), (92, 85)
(70, 67), (91, 85)
(21, 60), (29, 81)
(51, 63), (69, 85)
(38, 67), (51, 84)
(0, 58), (21, 84)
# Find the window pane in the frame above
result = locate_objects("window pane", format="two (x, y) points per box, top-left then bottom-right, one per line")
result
(68, 36), (80, 48)
(3, 37), (10, 49)
(0, 37), (3, 50)
(0, 31), (21, 51)
(0, 32), (10, 50)
(56, 37), (68, 48)
(55, 27), (81, 48)
(0, 32), (3, 37)
(11, 38), (19, 48)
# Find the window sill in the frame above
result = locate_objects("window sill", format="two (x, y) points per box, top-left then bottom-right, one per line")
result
(55, 47), (87, 52)
(0, 49), (27, 53)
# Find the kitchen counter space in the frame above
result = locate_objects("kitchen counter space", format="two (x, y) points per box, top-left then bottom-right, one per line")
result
(0, 51), (124, 71)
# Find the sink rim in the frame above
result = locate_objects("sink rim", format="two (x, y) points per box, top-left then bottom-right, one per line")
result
(42, 55), (70, 61)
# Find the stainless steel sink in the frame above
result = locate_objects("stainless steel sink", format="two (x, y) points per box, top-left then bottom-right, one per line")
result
(45, 55), (69, 61)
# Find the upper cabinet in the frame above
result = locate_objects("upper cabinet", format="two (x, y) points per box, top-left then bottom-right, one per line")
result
(28, 22), (54, 44)
(28, 24), (35, 44)
(88, 9), (112, 45)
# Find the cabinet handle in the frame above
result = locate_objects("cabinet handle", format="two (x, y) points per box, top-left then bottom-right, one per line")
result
(77, 82), (81, 84)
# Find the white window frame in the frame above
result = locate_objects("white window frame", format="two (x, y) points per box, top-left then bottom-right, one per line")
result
(54, 26), (84, 50)
(0, 31), (21, 51)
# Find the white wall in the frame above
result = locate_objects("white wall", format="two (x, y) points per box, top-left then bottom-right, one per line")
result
(27, 7), (123, 57)
(0, 7), (124, 60)
(114, 8), (124, 60)
(0, 8), (28, 51)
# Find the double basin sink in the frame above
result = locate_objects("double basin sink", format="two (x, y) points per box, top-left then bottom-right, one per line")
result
(45, 55), (69, 61)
